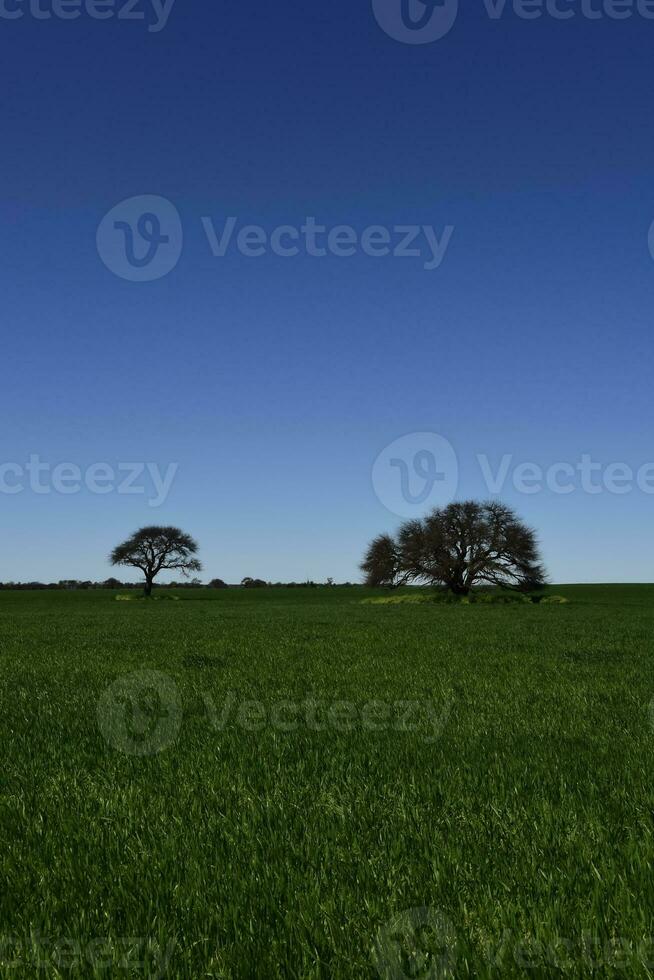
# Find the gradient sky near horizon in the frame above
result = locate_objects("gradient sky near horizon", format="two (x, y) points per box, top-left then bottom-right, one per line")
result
(1, 1), (653, 584)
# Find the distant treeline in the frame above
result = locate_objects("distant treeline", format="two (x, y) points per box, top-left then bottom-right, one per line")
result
(0, 578), (359, 591)
(239, 577), (355, 589)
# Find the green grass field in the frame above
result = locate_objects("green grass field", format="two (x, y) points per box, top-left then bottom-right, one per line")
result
(1, 585), (653, 978)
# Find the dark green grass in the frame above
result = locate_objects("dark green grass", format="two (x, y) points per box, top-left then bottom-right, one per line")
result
(1, 585), (653, 977)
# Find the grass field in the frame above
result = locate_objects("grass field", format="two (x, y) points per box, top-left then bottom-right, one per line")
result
(1, 584), (653, 978)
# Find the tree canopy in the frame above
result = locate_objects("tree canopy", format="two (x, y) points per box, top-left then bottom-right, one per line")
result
(361, 501), (546, 595)
(110, 525), (201, 596)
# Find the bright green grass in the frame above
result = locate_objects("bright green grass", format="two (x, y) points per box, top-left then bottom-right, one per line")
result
(1, 585), (653, 978)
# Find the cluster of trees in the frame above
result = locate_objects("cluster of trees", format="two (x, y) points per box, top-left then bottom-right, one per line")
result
(0, 576), (357, 591)
(0, 529), (206, 593)
(1, 504), (547, 598)
(0, 580), (105, 591)
(0, 578), (204, 591)
(240, 578), (349, 588)
(106, 505), (546, 599)
(108, 528), (358, 592)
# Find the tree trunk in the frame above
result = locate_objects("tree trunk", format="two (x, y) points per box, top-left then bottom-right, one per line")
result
(144, 578), (153, 598)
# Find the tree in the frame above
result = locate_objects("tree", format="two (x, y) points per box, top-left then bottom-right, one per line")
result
(209, 578), (228, 589)
(110, 526), (202, 597)
(361, 501), (546, 595)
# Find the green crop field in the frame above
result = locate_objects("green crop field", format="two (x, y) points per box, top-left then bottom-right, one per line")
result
(1, 584), (653, 978)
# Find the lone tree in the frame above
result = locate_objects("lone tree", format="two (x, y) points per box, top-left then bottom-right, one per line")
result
(361, 501), (546, 595)
(110, 526), (202, 597)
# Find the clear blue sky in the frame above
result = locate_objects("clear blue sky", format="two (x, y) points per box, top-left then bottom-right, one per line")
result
(1, 2), (653, 584)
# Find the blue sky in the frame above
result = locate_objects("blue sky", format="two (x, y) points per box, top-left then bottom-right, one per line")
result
(1, 1), (653, 583)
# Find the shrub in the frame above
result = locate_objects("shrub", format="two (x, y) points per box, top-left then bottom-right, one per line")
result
(471, 592), (531, 605)
(361, 590), (547, 607)
(114, 594), (180, 602)
(360, 595), (430, 605)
